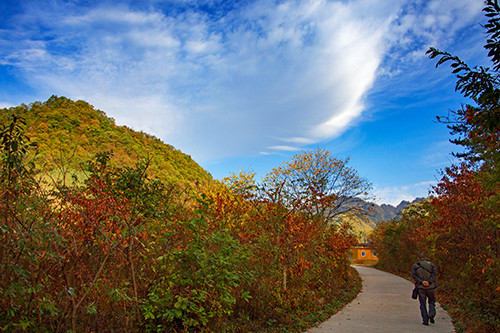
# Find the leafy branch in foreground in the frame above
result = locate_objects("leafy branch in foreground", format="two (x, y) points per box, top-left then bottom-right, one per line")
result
(426, 0), (500, 165)
(372, 2), (500, 332)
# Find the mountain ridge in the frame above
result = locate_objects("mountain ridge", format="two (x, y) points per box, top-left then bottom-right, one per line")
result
(337, 197), (427, 239)
(369, 197), (426, 222)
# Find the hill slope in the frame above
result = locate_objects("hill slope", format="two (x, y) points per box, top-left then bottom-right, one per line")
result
(1, 95), (425, 236)
(0, 96), (212, 188)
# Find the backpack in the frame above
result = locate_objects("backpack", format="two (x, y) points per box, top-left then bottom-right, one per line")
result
(416, 260), (437, 289)
(416, 260), (432, 281)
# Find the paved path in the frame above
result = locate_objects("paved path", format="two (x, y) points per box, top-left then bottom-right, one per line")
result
(306, 266), (455, 333)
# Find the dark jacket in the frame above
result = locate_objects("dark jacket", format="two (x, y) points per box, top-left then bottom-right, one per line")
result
(412, 260), (438, 290)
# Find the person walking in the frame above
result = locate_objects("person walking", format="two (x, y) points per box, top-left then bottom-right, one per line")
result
(412, 252), (438, 326)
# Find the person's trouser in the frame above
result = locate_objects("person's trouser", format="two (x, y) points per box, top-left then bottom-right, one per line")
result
(418, 288), (436, 323)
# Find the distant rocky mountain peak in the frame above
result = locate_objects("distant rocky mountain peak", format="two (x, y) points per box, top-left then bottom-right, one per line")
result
(369, 198), (425, 223)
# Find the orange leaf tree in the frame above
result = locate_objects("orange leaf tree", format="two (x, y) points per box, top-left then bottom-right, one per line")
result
(374, 2), (500, 331)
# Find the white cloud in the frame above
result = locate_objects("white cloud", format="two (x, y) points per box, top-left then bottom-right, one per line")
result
(373, 181), (436, 206)
(0, 0), (392, 160)
(280, 137), (315, 144)
(0, 0), (483, 163)
(268, 145), (299, 152)
(383, 0), (483, 67)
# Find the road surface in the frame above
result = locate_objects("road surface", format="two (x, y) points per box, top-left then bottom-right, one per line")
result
(306, 266), (455, 333)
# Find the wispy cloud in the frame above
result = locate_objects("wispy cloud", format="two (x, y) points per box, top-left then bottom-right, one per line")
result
(421, 140), (460, 168)
(373, 181), (436, 206)
(267, 145), (299, 152)
(0, 0), (483, 164)
(381, 0), (483, 71)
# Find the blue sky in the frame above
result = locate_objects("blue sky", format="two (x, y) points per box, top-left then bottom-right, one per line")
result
(0, 0), (487, 205)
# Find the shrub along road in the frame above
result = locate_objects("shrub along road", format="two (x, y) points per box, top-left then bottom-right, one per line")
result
(306, 266), (455, 333)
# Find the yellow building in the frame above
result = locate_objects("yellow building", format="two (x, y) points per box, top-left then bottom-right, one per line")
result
(351, 243), (378, 263)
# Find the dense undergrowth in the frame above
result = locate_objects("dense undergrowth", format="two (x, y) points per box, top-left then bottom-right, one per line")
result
(372, 196), (499, 333)
(0, 116), (362, 332)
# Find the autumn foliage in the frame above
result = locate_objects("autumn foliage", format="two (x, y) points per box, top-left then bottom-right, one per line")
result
(372, 1), (500, 332)
(371, 165), (499, 332)
(0, 117), (361, 332)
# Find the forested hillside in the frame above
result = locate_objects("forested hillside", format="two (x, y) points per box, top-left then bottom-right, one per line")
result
(0, 95), (212, 189)
(1, 101), (366, 332)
